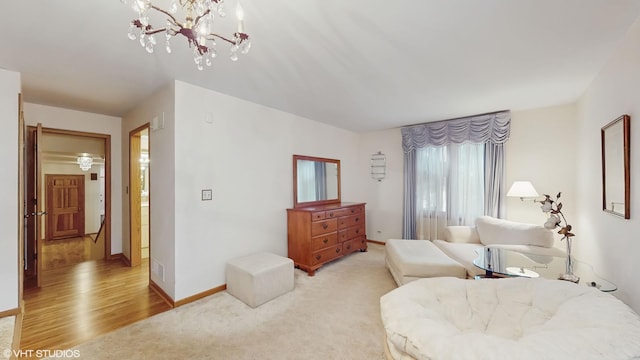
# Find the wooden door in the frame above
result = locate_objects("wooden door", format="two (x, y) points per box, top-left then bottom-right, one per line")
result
(18, 94), (26, 295)
(35, 124), (44, 287)
(24, 119), (38, 289)
(46, 174), (85, 241)
(129, 130), (142, 267)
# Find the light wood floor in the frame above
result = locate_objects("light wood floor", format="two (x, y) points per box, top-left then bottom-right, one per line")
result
(41, 235), (104, 270)
(20, 258), (172, 353)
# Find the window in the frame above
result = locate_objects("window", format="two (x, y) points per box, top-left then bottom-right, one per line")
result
(401, 111), (510, 240)
(414, 142), (485, 240)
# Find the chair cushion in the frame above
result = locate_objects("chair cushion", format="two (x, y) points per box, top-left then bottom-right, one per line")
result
(385, 239), (466, 280)
(432, 240), (485, 277)
(444, 226), (481, 244)
(475, 216), (554, 248)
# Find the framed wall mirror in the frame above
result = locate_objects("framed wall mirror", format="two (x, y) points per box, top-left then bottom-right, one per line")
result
(601, 114), (630, 219)
(293, 155), (341, 208)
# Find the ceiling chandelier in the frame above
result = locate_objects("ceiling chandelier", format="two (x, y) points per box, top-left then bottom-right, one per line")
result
(120, 0), (251, 70)
(77, 155), (94, 171)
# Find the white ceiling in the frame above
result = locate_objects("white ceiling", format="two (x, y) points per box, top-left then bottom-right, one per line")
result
(2, 1), (639, 132)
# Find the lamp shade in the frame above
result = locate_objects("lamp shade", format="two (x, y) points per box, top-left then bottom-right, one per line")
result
(506, 181), (539, 199)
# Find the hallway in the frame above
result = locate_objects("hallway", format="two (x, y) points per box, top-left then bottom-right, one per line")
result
(20, 258), (171, 353)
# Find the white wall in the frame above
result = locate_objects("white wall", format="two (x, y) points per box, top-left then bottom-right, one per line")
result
(505, 105), (579, 250)
(0, 68), (20, 313)
(172, 81), (360, 301)
(24, 103), (123, 255)
(575, 16), (640, 313)
(358, 128), (404, 242)
(121, 83), (175, 298)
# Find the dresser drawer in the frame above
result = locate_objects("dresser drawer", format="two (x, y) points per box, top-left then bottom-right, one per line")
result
(338, 214), (364, 229)
(347, 225), (365, 239)
(311, 211), (326, 221)
(311, 233), (338, 251)
(324, 209), (339, 218)
(311, 244), (342, 265)
(345, 206), (363, 215)
(338, 226), (365, 242)
(311, 218), (338, 236)
(343, 237), (367, 254)
(328, 208), (349, 218)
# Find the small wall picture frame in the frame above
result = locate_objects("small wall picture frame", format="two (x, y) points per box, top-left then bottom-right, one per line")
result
(90, 173), (98, 181)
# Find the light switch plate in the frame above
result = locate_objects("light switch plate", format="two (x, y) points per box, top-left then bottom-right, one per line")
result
(202, 189), (213, 201)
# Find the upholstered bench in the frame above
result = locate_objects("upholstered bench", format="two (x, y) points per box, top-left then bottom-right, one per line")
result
(385, 239), (466, 286)
(226, 252), (294, 308)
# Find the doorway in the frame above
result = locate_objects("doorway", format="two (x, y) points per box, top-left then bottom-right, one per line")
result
(129, 124), (150, 267)
(23, 125), (111, 289)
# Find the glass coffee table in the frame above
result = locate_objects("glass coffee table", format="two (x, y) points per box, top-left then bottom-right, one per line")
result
(473, 247), (617, 292)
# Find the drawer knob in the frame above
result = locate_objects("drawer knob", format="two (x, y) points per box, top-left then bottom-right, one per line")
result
(316, 255), (321, 260)
(323, 238), (328, 244)
(322, 223), (328, 230)
(355, 217), (359, 222)
(355, 229), (360, 234)
(329, 212), (334, 217)
(351, 209), (355, 213)
(336, 248), (341, 253)
(346, 245), (351, 250)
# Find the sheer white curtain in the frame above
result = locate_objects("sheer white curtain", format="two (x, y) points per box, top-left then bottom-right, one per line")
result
(415, 143), (484, 240)
(297, 160), (316, 202)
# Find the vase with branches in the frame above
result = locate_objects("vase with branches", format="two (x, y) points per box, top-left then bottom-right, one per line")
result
(538, 192), (579, 283)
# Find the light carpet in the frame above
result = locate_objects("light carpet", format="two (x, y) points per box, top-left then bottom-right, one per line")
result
(49, 244), (396, 360)
(0, 316), (15, 359)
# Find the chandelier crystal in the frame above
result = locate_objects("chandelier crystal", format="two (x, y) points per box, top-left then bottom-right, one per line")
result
(77, 155), (94, 171)
(120, 0), (251, 70)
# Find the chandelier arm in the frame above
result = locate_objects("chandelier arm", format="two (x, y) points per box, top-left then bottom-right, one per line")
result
(145, 28), (169, 36)
(150, 5), (180, 25)
(209, 33), (238, 45)
(193, 9), (211, 26)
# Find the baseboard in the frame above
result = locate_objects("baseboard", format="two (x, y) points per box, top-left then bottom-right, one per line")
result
(107, 253), (122, 261)
(106, 253), (132, 267)
(148, 281), (227, 309)
(367, 239), (386, 246)
(149, 280), (175, 308)
(120, 255), (131, 267)
(0, 307), (20, 318)
(174, 284), (227, 308)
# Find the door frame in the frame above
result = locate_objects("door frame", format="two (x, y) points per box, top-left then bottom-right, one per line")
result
(21, 126), (112, 289)
(18, 94), (24, 304)
(129, 123), (150, 268)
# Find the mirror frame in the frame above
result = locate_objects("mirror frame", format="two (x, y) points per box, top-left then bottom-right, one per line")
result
(293, 154), (341, 208)
(601, 114), (630, 219)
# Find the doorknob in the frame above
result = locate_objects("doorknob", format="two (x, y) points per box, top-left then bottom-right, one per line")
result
(31, 211), (47, 216)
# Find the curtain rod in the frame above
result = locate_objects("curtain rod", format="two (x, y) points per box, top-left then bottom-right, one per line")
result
(402, 109), (510, 129)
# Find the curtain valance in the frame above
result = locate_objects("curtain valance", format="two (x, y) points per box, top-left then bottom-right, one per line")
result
(401, 111), (510, 153)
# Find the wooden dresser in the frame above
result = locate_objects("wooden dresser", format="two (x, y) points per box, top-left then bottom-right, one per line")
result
(287, 202), (367, 276)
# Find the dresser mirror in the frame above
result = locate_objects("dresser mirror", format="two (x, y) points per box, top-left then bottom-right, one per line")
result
(293, 155), (341, 208)
(601, 114), (630, 219)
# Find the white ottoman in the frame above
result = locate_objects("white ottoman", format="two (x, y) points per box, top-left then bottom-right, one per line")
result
(226, 252), (294, 308)
(385, 239), (466, 286)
